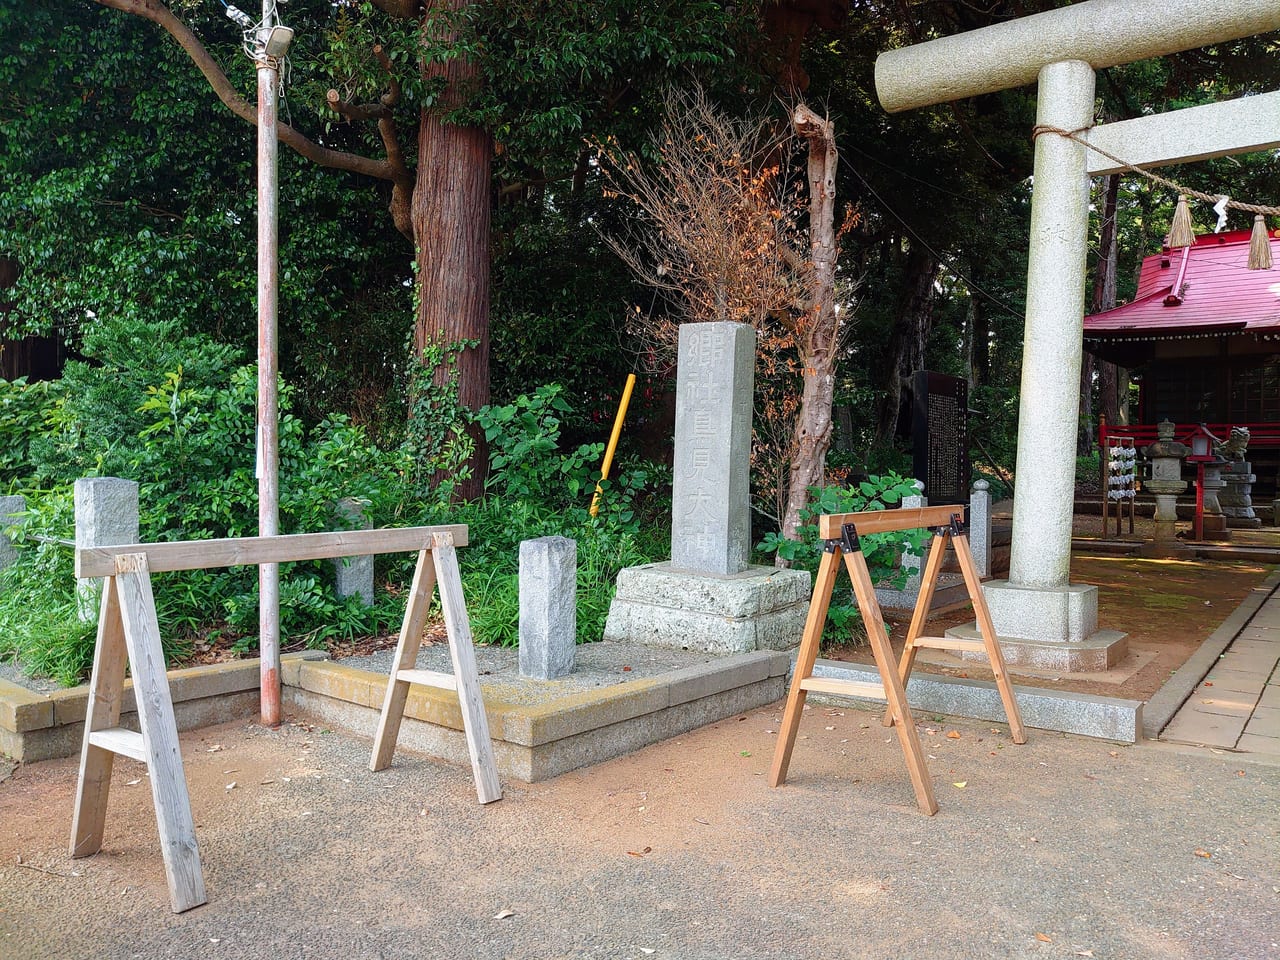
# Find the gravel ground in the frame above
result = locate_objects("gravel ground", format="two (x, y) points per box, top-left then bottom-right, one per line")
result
(2, 706), (1277, 960)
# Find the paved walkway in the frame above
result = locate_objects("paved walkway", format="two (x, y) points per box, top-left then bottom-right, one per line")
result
(1161, 581), (1280, 755)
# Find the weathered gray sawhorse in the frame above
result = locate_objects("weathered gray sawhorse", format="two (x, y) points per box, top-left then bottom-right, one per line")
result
(71, 525), (500, 913)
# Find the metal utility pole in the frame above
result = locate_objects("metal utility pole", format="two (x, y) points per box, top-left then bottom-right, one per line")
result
(253, 0), (284, 727)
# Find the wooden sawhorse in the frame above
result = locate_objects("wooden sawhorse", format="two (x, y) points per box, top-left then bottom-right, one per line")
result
(769, 505), (1025, 815)
(71, 525), (499, 913)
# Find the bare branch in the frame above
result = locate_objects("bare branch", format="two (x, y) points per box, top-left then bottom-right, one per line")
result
(93, 0), (396, 184)
(327, 89), (391, 122)
(373, 45), (403, 108)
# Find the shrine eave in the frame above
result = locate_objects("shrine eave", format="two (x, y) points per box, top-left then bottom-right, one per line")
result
(1083, 229), (1280, 344)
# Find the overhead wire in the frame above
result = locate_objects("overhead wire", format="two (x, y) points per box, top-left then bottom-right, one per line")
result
(840, 156), (1026, 322)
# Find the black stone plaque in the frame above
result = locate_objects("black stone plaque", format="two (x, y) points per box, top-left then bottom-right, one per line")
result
(911, 371), (969, 506)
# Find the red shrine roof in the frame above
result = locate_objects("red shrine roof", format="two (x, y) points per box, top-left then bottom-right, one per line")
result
(1083, 227), (1280, 342)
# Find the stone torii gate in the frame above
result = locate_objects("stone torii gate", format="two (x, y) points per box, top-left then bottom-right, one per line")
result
(875, 0), (1280, 670)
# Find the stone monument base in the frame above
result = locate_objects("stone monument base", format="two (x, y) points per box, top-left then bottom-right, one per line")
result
(1135, 539), (1195, 559)
(945, 579), (1128, 673)
(604, 562), (811, 655)
(1226, 517), (1263, 530)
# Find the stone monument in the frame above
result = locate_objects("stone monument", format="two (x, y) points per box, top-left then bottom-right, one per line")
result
(605, 322), (810, 654)
(876, 1), (1280, 672)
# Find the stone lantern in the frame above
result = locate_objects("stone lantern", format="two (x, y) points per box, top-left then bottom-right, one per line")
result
(1144, 420), (1188, 545)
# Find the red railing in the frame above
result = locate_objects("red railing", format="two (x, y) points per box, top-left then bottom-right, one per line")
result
(1098, 421), (1280, 453)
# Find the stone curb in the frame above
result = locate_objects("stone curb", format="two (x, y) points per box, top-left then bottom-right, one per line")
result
(1142, 566), (1280, 740)
(807, 658), (1144, 743)
(0, 651), (327, 763)
(287, 650), (790, 749)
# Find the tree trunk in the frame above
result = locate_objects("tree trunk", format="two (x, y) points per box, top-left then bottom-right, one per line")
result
(874, 244), (937, 444)
(779, 105), (840, 551)
(413, 0), (491, 499)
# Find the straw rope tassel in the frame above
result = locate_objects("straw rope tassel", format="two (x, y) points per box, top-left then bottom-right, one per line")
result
(1167, 195), (1195, 249)
(1248, 215), (1273, 270)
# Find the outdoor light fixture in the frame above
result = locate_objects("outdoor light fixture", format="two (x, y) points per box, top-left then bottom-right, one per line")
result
(258, 24), (294, 58)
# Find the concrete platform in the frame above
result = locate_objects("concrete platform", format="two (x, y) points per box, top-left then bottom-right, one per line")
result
(285, 642), (789, 782)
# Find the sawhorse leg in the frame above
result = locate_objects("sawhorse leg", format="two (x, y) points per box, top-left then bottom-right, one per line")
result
(769, 547), (841, 788)
(370, 533), (501, 804)
(70, 556), (206, 913)
(845, 548), (938, 816)
(882, 531), (951, 728)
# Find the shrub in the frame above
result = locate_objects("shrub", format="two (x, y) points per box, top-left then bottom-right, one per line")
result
(756, 474), (926, 640)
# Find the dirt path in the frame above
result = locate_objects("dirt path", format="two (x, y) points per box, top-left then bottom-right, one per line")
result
(2, 710), (1278, 960)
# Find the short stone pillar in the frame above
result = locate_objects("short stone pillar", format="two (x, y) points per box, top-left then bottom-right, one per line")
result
(0, 495), (25, 573)
(75, 478), (139, 622)
(969, 480), (992, 578)
(606, 322), (811, 654)
(332, 497), (375, 604)
(1200, 460), (1230, 539)
(1221, 461), (1261, 529)
(874, 483), (927, 610)
(1143, 420), (1188, 546)
(519, 537), (577, 680)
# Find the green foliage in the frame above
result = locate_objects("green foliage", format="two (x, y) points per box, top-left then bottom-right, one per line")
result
(0, 491), (97, 685)
(756, 474), (927, 643)
(477, 383), (603, 504)
(0, 378), (65, 491)
(457, 384), (661, 646)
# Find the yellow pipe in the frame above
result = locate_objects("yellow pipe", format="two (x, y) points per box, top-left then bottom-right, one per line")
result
(590, 373), (638, 517)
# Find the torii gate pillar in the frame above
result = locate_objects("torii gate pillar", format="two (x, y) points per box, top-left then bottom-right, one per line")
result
(875, 0), (1280, 670)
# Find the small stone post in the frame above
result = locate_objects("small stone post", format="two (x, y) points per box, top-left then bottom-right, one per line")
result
(332, 497), (375, 604)
(874, 482), (927, 610)
(519, 536), (577, 681)
(74, 478), (139, 622)
(969, 480), (992, 579)
(0, 495), (25, 574)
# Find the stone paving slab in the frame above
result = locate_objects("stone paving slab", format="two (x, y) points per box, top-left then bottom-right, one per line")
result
(1160, 710), (1245, 748)
(1244, 704), (1280, 737)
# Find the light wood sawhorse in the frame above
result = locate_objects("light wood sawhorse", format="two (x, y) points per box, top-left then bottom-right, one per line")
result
(769, 505), (1026, 815)
(71, 525), (499, 913)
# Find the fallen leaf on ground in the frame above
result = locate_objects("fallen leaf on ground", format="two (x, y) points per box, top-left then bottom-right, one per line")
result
(1194, 849), (1211, 859)
(946, 731), (961, 739)
(952, 781), (967, 789)
(1035, 933), (1052, 943)
(493, 909), (516, 920)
